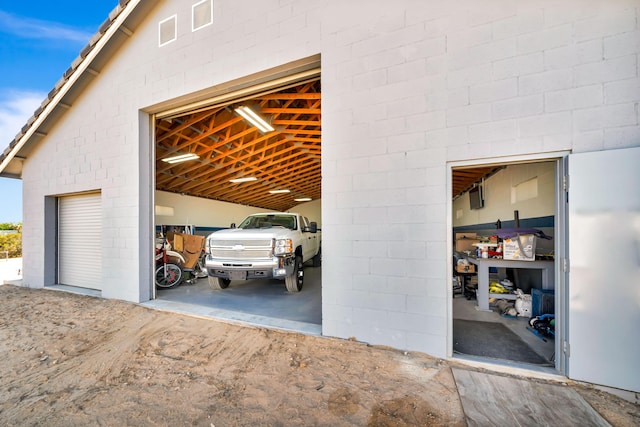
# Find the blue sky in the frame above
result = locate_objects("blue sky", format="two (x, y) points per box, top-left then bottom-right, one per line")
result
(0, 1), (117, 223)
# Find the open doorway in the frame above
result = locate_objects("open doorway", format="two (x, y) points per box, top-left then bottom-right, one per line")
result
(450, 159), (561, 370)
(149, 65), (322, 334)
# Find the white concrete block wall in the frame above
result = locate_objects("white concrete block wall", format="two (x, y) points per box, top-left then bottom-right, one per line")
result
(321, 0), (639, 357)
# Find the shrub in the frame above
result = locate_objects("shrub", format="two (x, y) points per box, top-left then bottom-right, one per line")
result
(0, 223), (22, 258)
(0, 232), (22, 258)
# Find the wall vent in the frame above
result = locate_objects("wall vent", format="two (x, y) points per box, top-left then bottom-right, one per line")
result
(159, 15), (177, 47)
(192, 0), (213, 32)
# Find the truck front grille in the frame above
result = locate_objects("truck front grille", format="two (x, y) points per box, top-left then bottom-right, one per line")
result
(212, 249), (273, 259)
(209, 239), (273, 260)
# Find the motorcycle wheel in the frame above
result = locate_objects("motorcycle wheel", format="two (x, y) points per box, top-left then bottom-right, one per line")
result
(155, 263), (183, 288)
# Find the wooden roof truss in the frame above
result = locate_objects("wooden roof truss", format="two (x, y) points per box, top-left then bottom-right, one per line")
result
(155, 80), (321, 212)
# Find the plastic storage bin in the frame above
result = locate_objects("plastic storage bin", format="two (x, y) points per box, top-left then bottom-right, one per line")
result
(531, 288), (554, 317)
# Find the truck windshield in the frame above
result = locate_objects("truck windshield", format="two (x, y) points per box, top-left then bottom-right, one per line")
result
(237, 215), (297, 230)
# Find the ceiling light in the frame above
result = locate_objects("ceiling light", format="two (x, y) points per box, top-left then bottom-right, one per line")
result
(269, 189), (290, 194)
(294, 197), (312, 202)
(161, 153), (199, 163)
(229, 177), (258, 183)
(235, 106), (274, 133)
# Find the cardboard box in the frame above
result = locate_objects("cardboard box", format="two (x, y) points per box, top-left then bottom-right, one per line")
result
(502, 234), (536, 261)
(173, 233), (205, 269)
(455, 233), (481, 253)
(456, 264), (476, 273)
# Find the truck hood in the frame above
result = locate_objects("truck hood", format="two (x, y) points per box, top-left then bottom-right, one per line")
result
(208, 227), (293, 241)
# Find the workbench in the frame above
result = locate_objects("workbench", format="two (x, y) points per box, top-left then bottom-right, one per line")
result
(465, 257), (555, 311)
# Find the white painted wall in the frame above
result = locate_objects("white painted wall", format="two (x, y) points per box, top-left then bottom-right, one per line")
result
(155, 190), (271, 228)
(453, 162), (556, 227)
(18, 0), (640, 375)
(154, 191), (322, 228)
(287, 199), (322, 227)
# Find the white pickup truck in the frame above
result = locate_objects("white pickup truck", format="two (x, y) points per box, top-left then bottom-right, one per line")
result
(204, 212), (321, 292)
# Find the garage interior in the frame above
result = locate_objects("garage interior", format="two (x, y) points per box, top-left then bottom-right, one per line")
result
(451, 163), (557, 369)
(150, 77), (322, 334)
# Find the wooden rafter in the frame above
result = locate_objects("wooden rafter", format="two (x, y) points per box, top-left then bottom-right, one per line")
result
(155, 79), (321, 211)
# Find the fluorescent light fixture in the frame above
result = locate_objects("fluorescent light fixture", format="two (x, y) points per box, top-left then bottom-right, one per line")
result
(269, 189), (290, 194)
(235, 106), (274, 133)
(161, 153), (199, 164)
(229, 177), (258, 183)
(294, 197), (312, 202)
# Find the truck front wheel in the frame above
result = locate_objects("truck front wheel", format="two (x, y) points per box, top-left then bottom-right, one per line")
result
(285, 255), (303, 292)
(208, 276), (230, 290)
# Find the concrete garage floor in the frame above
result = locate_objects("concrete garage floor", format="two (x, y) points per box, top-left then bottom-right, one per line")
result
(145, 263), (322, 336)
(453, 293), (556, 371)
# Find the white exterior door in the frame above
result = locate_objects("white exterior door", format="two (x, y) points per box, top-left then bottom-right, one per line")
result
(568, 147), (640, 392)
(58, 193), (103, 290)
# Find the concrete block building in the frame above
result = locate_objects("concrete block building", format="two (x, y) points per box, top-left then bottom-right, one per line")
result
(1, 0), (638, 394)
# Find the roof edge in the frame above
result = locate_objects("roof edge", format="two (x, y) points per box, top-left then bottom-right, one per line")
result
(0, 0), (140, 177)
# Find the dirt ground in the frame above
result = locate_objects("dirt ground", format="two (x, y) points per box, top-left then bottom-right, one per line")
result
(0, 285), (638, 426)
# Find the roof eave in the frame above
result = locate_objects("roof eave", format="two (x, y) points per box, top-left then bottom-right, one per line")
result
(0, 0), (142, 178)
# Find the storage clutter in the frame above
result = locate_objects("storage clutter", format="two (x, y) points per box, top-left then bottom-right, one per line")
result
(463, 276), (478, 300)
(490, 288), (552, 318)
(453, 227), (552, 261)
(453, 252), (478, 299)
(515, 289), (532, 317)
(502, 234), (537, 261)
(455, 232), (480, 253)
(172, 232), (205, 269)
(452, 276), (462, 296)
(455, 258), (476, 273)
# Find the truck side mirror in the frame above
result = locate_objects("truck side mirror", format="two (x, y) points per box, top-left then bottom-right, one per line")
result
(230, 223), (236, 229)
(308, 222), (317, 233)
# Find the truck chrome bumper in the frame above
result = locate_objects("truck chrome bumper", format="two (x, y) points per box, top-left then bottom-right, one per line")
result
(205, 255), (294, 279)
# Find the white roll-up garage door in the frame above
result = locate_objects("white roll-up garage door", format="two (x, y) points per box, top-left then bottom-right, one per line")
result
(58, 192), (102, 290)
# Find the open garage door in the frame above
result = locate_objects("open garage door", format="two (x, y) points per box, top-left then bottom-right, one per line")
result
(151, 63), (322, 333)
(58, 192), (102, 290)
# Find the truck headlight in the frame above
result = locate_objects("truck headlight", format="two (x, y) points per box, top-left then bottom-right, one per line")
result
(274, 239), (293, 256)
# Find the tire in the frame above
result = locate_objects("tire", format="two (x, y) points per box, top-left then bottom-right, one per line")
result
(208, 276), (230, 290)
(312, 247), (322, 267)
(285, 255), (303, 292)
(155, 263), (182, 288)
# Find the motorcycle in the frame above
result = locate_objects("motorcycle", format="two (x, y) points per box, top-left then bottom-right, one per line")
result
(155, 237), (206, 288)
(155, 238), (186, 288)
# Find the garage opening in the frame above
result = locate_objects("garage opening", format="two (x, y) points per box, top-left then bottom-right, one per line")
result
(151, 67), (321, 334)
(451, 159), (561, 372)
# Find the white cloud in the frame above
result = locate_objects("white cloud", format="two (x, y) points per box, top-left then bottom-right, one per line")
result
(0, 10), (93, 43)
(0, 90), (46, 147)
